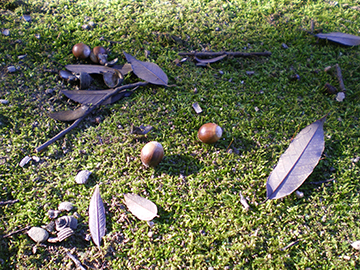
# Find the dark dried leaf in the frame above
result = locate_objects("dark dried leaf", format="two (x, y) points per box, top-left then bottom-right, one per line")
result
(112, 63), (133, 75)
(89, 185), (106, 247)
(61, 89), (133, 105)
(266, 115), (327, 200)
(315, 32), (360, 46)
(123, 52), (168, 86)
(194, 54), (227, 64)
(103, 69), (123, 88)
(130, 124), (153, 135)
(66, 64), (116, 74)
(48, 105), (89, 121)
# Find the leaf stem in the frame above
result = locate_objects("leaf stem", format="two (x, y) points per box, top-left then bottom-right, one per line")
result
(0, 199), (19, 206)
(178, 51), (271, 58)
(335, 64), (346, 92)
(35, 81), (148, 152)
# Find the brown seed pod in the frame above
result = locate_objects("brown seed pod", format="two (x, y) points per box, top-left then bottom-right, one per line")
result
(197, 123), (223, 144)
(90, 46), (107, 64)
(140, 141), (164, 168)
(72, 43), (91, 59)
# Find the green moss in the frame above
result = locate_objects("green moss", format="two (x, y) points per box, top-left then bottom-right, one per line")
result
(1, 0), (360, 269)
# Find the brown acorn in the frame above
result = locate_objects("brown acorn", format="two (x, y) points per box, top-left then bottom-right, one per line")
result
(197, 123), (223, 144)
(72, 43), (91, 59)
(90, 46), (107, 64)
(140, 141), (164, 168)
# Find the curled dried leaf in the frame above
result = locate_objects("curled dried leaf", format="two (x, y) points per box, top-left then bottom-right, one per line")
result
(124, 193), (158, 221)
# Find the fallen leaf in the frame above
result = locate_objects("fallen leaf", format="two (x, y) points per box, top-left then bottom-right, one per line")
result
(266, 115), (327, 200)
(89, 185), (106, 247)
(61, 89), (133, 105)
(124, 193), (158, 221)
(123, 52), (168, 86)
(130, 124), (153, 135)
(351, 241), (360, 250)
(48, 105), (89, 121)
(315, 32), (360, 46)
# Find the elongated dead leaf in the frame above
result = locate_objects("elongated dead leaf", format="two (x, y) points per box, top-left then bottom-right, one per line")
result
(266, 115), (327, 200)
(89, 185), (106, 247)
(61, 89), (133, 105)
(48, 105), (89, 121)
(315, 32), (360, 46)
(123, 52), (168, 86)
(194, 54), (227, 64)
(66, 64), (131, 75)
(124, 193), (158, 221)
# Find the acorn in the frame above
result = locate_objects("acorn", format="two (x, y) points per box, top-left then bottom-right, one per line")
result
(72, 43), (91, 59)
(197, 123), (223, 144)
(140, 141), (164, 168)
(90, 46), (107, 64)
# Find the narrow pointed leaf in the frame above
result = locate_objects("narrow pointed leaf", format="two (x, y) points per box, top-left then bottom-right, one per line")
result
(66, 64), (132, 76)
(266, 115), (327, 200)
(123, 52), (168, 86)
(48, 105), (88, 121)
(194, 54), (227, 64)
(315, 32), (360, 46)
(61, 89), (133, 105)
(66, 64), (116, 74)
(89, 185), (106, 247)
(124, 193), (158, 221)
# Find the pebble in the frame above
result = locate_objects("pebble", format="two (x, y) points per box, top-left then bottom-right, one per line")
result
(27, 227), (49, 243)
(22, 15), (31, 22)
(2, 29), (10, 36)
(7, 66), (16, 73)
(295, 190), (304, 198)
(58, 201), (73, 212)
(75, 170), (92, 184)
(336, 92), (345, 102)
(32, 156), (40, 162)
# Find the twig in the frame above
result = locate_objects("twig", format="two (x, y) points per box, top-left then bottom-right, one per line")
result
(66, 252), (86, 270)
(178, 51), (271, 58)
(280, 240), (300, 251)
(0, 199), (19, 206)
(335, 64), (346, 92)
(1, 226), (30, 238)
(35, 82), (148, 152)
(307, 178), (335, 185)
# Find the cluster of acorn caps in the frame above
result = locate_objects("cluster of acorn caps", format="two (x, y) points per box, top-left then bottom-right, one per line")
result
(141, 123), (223, 167)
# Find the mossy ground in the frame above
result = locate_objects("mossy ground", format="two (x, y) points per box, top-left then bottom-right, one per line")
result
(1, 0), (360, 269)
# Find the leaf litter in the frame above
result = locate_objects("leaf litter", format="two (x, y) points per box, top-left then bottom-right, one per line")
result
(266, 115), (328, 200)
(89, 185), (106, 247)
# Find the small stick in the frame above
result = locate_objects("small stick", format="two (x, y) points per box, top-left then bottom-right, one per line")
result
(35, 82), (148, 152)
(226, 138), (234, 152)
(178, 51), (271, 58)
(307, 178), (335, 185)
(2, 226), (30, 238)
(66, 252), (86, 270)
(280, 240), (300, 251)
(335, 64), (346, 92)
(0, 199), (19, 206)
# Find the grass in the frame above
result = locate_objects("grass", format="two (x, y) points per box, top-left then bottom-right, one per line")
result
(1, 0), (360, 268)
